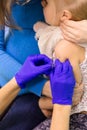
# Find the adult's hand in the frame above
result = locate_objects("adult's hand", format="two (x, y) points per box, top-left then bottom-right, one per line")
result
(50, 59), (75, 105)
(15, 54), (52, 89)
(60, 20), (87, 44)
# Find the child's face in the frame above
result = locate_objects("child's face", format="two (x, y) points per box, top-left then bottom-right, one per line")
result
(41, 0), (60, 26)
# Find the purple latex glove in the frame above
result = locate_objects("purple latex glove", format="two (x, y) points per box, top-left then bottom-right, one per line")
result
(15, 54), (52, 89)
(50, 59), (76, 105)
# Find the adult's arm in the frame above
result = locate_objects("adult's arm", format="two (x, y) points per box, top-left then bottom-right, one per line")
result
(49, 60), (75, 130)
(60, 20), (87, 44)
(0, 29), (22, 85)
(0, 53), (52, 116)
(50, 104), (71, 130)
(0, 29), (48, 96)
(0, 78), (20, 117)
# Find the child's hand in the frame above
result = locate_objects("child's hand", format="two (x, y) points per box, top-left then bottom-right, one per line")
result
(39, 96), (53, 118)
(42, 81), (52, 98)
(72, 82), (84, 107)
(33, 21), (48, 32)
(39, 81), (53, 117)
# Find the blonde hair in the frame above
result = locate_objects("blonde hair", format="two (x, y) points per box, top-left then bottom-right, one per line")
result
(55, 0), (87, 21)
(67, 0), (87, 21)
(0, 0), (20, 29)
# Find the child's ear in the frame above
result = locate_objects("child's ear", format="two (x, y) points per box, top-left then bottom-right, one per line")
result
(60, 10), (72, 22)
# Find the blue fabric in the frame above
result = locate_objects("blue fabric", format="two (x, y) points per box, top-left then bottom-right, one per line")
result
(0, 93), (46, 130)
(0, 0), (47, 96)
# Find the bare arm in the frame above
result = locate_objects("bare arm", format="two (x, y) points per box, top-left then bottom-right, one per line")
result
(0, 77), (20, 116)
(50, 59), (75, 130)
(54, 39), (84, 84)
(50, 104), (71, 130)
(54, 40), (84, 106)
(39, 81), (53, 117)
(42, 80), (52, 97)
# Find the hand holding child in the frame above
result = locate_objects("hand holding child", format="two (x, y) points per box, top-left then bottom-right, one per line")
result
(60, 20), (87, 44)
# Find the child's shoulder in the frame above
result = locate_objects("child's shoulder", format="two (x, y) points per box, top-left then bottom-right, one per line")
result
(54, 39), (81, 62)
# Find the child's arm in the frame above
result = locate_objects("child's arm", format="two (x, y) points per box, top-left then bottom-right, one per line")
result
(54, 40), (85, 105)
(54, 39), (85, 84)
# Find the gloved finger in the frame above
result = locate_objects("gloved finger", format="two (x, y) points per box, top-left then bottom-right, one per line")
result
(26, 54), (52, 65)
(62, 59), (70, 73)
(39, 63), (52, 71)
(37, 54), (52, 64)
(37, 54), (52, 69)
(33, 54), (52, 66)
(54, 59), (63, 74)
(50, 67), (55, 80)
(36, 63), (52, 76)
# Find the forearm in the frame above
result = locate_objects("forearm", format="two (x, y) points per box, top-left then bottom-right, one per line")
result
(50, 104), (71, 130)
(0, 77), (20, 116)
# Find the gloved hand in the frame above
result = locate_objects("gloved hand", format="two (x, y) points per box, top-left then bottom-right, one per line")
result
(15, 54), (52, 89)
(50, 59), (76, 105)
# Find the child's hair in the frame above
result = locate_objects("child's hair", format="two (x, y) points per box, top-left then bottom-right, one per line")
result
(55, 0), (87, 21)
(0, 0), (20, 29)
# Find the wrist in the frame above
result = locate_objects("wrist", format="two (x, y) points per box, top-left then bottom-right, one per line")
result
(54, 104), (71, 109)
(52, 98), (72, 105)
(15, 74), (26, 89)
(53, 104), (71, 115)
(53, 104), (71, 117)
(51, 104), (71, 130)
(13, 77), (21, 90)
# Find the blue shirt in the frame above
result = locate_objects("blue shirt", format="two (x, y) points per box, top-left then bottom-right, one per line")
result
(0, 0), (46, 96)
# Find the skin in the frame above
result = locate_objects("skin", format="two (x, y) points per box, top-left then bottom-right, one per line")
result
(41, 0), (59, 26)
(36, 0), (86, 129)
(1, 2), (87, 121)
(0, 78), (20, 116)
(0, 78), (52, 117)
(60, 20), (87, 44)
(50, 105), (71, 130)
(34, 21), (84, 107)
